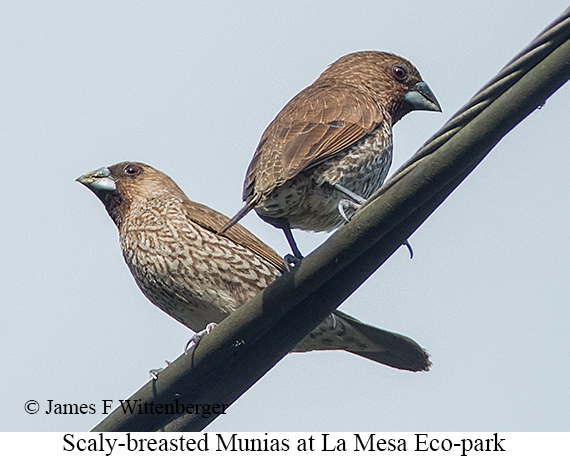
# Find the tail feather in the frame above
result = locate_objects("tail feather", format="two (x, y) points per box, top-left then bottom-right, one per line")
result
(293, 310), (430, 372)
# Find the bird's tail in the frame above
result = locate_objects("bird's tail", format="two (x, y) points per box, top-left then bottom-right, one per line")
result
(218, 199), (257, 235)
(292, 310), (431, 372)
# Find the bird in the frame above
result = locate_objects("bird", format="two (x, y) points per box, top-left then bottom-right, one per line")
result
(77, 161), (430, 371)
(220, 51), (441, 259)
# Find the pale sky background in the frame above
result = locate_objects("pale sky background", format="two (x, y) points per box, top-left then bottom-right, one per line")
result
(2, 1), (569, 432)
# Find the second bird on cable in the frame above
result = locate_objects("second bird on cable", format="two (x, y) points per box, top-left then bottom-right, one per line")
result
(221, 51), (441, 260)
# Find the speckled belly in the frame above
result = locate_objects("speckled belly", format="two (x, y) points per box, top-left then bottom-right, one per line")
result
(255, 129), (393, 232)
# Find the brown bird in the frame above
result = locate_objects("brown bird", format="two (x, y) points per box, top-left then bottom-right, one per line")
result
(221, 51), (441, 259)
(77, 161), (430, 371)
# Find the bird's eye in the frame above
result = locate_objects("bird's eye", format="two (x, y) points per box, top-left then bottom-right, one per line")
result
(392, 65), (409, 81)
(123, 164), (141, 176)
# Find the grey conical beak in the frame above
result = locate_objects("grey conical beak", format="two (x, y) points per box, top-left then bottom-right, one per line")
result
(405, 81), (442, 112)
(76, 167), (116, 195)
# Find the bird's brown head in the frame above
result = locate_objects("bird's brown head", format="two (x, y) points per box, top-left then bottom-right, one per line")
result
(76, 162), (185, 227)
(318, 51), (441, 123)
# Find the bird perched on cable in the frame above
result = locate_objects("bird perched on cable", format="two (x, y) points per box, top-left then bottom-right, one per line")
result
(220, 51), (441, 259)
(77, 161), (430, 371)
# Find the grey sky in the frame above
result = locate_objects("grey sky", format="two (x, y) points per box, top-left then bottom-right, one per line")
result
(2, 1), (569, 432)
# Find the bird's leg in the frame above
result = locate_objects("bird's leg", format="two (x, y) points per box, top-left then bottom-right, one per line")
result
(281, 223), (304, 265)
(333, 183), (366, 205)
(185, 322), (218, 353)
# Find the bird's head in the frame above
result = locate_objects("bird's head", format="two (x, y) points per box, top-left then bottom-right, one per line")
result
(76, 162), (185, 227)
(319, 51), (441, 123)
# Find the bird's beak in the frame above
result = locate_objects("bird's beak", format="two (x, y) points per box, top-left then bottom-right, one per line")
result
(76, 167), (116, 196)
(404, 81), (442, 112)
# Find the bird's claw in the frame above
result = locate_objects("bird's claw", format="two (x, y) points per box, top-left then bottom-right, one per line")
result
(338, 199), (361, 223)
(329, 313), (337, 330)
(284, 254), (302, 271)
(149, 360), (171, 380)
(149, 369), (162, 380)
(403, 240), (414, 259)
(185, 323), (218, 353)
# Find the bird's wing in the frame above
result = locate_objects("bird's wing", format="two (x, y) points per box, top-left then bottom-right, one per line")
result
(185, 200), (286, 273)
(244, 85), (386, 198)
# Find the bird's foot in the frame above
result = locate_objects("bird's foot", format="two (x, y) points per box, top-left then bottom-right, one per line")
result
(149, 360), (171, 380)
(284, 254), (302, 271)
(185, 322), (218, 353)
(338, 199), (361, 223)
